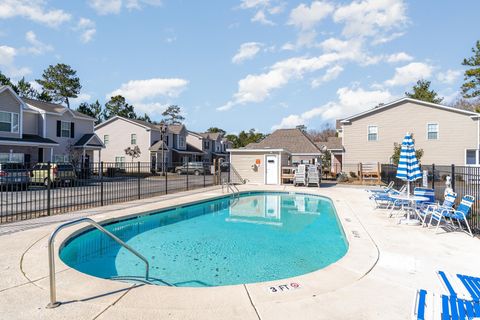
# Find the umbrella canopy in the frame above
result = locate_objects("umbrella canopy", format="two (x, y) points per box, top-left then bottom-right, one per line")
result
(396, 133), (422, 184)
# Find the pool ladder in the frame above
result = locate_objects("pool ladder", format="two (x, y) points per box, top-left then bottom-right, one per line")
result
(222, 180), (240, 205)
(46, 217), (149, 309)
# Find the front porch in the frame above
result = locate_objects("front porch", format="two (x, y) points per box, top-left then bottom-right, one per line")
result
(0, 134), (58, 165)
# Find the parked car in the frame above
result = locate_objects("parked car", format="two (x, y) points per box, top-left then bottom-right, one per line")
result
(0, 163), (30, 188)
(30, 163), (77, 186)
(175, 162), (207, 175)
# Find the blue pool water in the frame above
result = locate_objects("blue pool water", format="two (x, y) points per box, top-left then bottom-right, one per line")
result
(60, 192), (348, 287)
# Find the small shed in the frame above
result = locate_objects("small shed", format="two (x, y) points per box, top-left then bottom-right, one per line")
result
(227, 148), (291, 185)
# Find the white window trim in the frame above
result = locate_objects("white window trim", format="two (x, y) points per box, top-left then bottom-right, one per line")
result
(60, 121), (71, 138)
(465, 148), (480, 166)
(131, 133), (137, 145)
(367, 125), (378, 142)
(104, 134), (109, 145)
(177, 135), (186, 149)
(426, 122), (439, 140)
(0, 111), (20, 133)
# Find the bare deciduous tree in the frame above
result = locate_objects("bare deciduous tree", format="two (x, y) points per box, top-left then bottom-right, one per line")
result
(307, 124), (337, 142)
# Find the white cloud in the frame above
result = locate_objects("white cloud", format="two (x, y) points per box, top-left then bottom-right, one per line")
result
(70, 93), (92, 105)
(107, 78), (189, 102)
(22, 31), (53, 55)
(232, 42), (263, 64)
(288, 1), (334, 30)
(272, 86), (393, 130)
(219, 52), (353, 111)
(240, 0), (270, 9)
(385, 62), (434, 86)
(74, 18), (97, 43)
(311, 65), (343, 87)
(88, 0), (122, 14)
(333, 0), (407, 41)
(386, 52), (413, 63)
(0, 46), (31, 79)
(88, 0), (161, 15)
(0, 0), (71, 27)
(437, 69), (462, 85)
(239, 0), (281, 26)
(251, 10), (274, 25)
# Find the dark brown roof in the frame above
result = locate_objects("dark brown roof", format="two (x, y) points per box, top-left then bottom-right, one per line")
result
(247, 128), (322, 154)
(22, 97), (94, 120)
(316, 136), (343, 151)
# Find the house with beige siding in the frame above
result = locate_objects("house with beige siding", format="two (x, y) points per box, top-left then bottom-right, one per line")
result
(228, 128), (322, 185)
(0, 85), (102, 165)
(187, 131), (232, 163)
(94, 116), (204, 170)
(338, 98), (480, 168)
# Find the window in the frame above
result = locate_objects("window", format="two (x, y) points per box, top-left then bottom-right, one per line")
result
(427, 123), (439, 140)
(0, 153), (23, 163)
(466, 150), (478, 165)
(54, 154), (69, 163)
(177, 135), (186, 148)
(115, 156), (125, 169)
(104, 135), (109, 145)
(203, 140), (210, 149)
(61, 121), (71, 138)
(131, 133), (137, 145)
(0, 111), (19, 133)
(367, 125), (378, 141)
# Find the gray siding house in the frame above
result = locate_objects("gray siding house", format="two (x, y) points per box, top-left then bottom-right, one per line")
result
(0, 86), (103, 165)
(339, 97), (480, 167)
(94, 116), (204, 170)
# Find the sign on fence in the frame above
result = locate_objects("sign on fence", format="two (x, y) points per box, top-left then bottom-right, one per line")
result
(422, 170), (428, 188)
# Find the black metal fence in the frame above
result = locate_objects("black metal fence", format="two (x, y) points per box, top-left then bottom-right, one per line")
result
(381, 163), (480, 234)
(0, 161), (238, 224)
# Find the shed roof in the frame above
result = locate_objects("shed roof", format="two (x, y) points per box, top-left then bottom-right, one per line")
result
(246, 128), (322, 154)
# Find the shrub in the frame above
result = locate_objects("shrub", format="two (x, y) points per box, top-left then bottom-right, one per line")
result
(349, 171), (357, 178)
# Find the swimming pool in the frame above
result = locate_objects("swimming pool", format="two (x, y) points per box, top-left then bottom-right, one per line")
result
(60, 192), (348, 287)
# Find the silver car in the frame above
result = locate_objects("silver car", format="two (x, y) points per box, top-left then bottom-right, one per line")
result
(0, 163), (30, 188)
(174, 162), (207, 175)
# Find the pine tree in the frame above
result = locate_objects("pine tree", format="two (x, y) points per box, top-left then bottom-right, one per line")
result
(36, 63), (82, 108)
(461, 40), (480, 99)
(405, 80), (443, 104)
(103, 95), (137, 120)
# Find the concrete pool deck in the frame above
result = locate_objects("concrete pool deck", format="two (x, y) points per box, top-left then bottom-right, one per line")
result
(0, 184), (479, 319)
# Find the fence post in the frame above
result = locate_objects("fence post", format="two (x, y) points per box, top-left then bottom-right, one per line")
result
(100, 161), (104, 206)
(186, 162), (189, 191)
(137, 161), (141, 199)
(47, 161), (51, 216)
(203, 163), (206, 188)
(431, 163), (435, 190)
(451, 164), (456, 191)
(165, 162), (168, 195)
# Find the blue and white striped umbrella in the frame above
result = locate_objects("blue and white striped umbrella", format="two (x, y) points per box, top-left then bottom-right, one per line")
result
(396, 133), (422, 182)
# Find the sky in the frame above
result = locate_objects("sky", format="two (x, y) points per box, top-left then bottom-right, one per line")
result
(0, 0), (479, 134)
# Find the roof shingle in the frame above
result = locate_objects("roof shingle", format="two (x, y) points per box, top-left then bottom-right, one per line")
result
(246, 128), (322, 154)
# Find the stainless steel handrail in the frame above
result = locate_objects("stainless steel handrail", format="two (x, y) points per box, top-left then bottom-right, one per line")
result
(46, 217), (149, 309)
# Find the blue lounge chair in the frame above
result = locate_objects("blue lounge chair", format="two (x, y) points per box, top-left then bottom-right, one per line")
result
(414, 289), (480, 319)
(438, 271), (480, 301)
(419, 192), (457, 227)
(366, 181), (394, 194)
(441, 195), (475, 237)
(369, 185), (406, 209)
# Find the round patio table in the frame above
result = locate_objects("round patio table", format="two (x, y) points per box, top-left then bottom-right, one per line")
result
(388, 194), (429, 226)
